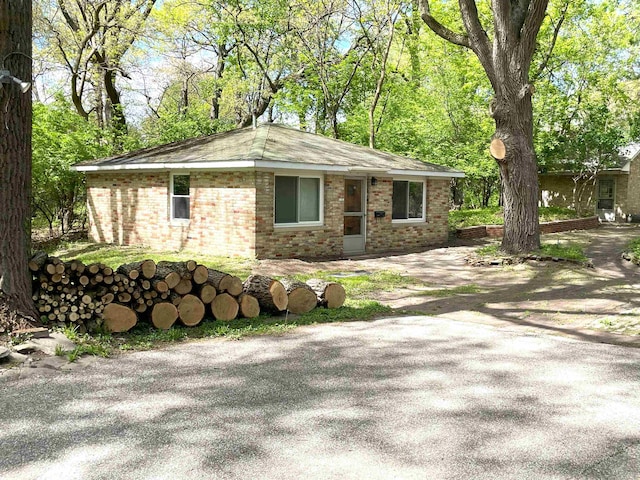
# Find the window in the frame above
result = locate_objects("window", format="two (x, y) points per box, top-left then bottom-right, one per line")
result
(275, 175), (322, 225)
(392, 179), (425, 221)
(171, 174), (190, 220)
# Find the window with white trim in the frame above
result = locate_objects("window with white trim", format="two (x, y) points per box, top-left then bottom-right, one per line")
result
(392, 179), (425, 221)
(171, 174), (190, 220)
(275, 175), (322, 225)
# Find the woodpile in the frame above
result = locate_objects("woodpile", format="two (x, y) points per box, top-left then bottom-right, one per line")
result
(29, 252), (346, 334)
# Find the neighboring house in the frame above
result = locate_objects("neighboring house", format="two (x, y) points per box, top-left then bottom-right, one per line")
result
(73, 123), (464, 259)
(539, 143), (640, 222)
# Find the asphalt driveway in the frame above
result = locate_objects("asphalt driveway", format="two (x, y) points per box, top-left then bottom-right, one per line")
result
(1, 316), (639, 479)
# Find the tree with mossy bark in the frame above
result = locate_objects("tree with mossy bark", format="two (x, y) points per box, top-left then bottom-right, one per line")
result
(419, 0), (555, 253)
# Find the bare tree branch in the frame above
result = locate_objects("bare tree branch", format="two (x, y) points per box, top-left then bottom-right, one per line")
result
(532, 0), (569, 80)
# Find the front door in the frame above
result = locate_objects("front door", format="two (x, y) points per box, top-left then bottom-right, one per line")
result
(343, 178), (366, 254)
(597, 178), (616, 222)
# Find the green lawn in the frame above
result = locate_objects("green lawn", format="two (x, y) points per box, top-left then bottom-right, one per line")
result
(449, 206), (592, 231)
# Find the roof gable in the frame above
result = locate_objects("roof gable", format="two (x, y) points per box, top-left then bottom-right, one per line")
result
(73, 123), (463, 177)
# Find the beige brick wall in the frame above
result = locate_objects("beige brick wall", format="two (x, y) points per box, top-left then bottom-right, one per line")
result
(539, 173), (634, 220)
(86, 171), (256, 256)
(622, 160), (640, 215)
(87, 171), (453, 259)
(539, 174), (596, 215)
(254, 173), (343, 258)
(365, 177), (450, 252)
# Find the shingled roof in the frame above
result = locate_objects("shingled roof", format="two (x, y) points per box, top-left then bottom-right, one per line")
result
(73, 123), (463, 178)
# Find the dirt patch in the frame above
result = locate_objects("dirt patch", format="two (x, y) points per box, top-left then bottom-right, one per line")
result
(253, 225), (640, 346)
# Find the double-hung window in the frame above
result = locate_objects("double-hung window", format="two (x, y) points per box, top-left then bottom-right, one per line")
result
(171, 174), (190, 221)
(275, 175), (322, 226)
(392, 179), (425, 221)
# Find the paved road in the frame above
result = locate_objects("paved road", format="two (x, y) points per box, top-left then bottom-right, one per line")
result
(1, 316), (639, 479)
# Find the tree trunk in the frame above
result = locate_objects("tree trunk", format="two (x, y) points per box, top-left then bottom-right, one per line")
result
(492, 93), (540, 253)
(419, 0), (547, 254)
(0, 0), (39, 329)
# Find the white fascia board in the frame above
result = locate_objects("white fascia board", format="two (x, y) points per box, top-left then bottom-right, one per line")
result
(74, 159), (351, 173)
(73, 160), (257, 172)
(254, 160), (349, 172)
(387, 169), (465, 178)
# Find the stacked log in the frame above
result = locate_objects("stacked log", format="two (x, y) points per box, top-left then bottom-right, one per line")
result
(305, 279), (347, 308)
(243, 275), (288, 314)
(281, 278), (317, 314)
(29, 252), (346, 334)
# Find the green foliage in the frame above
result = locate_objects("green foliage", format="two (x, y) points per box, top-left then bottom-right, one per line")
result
(32, 98), (112, 233)
(534, 0), (639, 173)
(141, 111), (234, 146)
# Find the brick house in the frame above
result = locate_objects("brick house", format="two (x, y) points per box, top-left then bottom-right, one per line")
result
(73, 123), (464, 258)
(539, 143), (640, 222)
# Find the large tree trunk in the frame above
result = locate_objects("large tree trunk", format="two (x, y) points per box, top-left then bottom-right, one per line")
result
(419, 0), (548, 254)
(0, 0), (38, 329)
(493, 94), (540, 253)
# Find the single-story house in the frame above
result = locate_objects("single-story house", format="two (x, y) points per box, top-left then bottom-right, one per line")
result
(73, 123), (464, 259)
(539, 143), (640, 222)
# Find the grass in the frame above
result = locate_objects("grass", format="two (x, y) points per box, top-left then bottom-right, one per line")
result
(538, 243), (588, 262)
(449, 206), (591, 231)
(288, 270), (419, 298)
(475, 242), (588, 262)
(50, 241), (256, 278)
(626, 238), (640, 262)
(415, 284), (483, 297)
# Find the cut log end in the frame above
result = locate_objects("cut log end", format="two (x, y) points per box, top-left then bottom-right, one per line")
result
(243, 275), (288, 313)
(151, 302), (179, 330)
(102, 303), (138, 333)
(237, 293), (260, 318)
(211, 293), (240, 321)
(281, 278), (317, 314)
(306, 279), (346, 309)
(177, 294), (205, 327)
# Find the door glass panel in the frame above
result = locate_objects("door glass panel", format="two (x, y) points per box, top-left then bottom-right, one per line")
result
(345, 179), (362, 212)
(344, 216), (362, 236)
